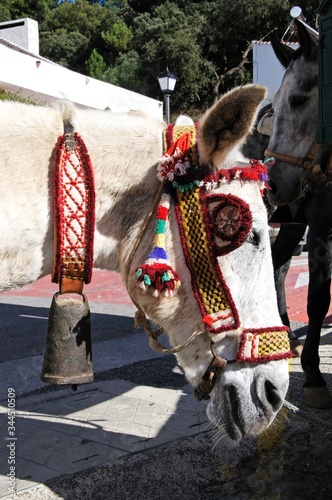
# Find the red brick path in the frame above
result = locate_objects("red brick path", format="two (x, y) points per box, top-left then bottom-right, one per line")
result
(2, 255), (332, 324)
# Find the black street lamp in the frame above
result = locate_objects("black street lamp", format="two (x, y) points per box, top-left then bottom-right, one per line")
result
(157, 68), (177, 124)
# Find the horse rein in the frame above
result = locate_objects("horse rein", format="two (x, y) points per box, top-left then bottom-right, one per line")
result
(265, 142), (318, 170)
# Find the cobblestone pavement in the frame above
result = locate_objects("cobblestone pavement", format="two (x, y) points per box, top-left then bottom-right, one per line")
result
(0, 260), (331, 499)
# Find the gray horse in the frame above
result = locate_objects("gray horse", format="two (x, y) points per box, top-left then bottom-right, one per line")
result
(242, 104), (307, 356)
(265, 19), (332, 409)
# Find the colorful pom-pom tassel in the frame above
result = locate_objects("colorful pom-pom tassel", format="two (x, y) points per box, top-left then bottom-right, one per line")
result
(135, 185), (181, 298)
(136, 263), (181, 298)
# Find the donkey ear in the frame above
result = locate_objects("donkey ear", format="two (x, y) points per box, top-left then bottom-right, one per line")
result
(198, 84), (267, 166)
(270, 34), (295, 68)
(294, 19), (317, 61)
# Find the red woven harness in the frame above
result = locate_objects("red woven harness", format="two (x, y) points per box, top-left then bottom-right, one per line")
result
(52, 123), (95, 295)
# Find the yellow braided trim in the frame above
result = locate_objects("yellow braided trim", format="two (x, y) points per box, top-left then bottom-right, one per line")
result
(162, 125), (197, 166)
(177, 186), (230, 314)
(257, 331), (291, 357)
(174, 125), (197, 166)
(172, 125), (196, 143)
(238, 329), (291, 361)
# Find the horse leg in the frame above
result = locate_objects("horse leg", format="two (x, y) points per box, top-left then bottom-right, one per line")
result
(302, 205), (332, 408)
(272, 223), (307, 355)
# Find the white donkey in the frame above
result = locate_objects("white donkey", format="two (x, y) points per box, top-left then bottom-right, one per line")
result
(0, 85), (291, 441)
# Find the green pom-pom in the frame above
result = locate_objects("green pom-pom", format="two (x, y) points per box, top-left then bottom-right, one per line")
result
(162, 272), (170, 282)
(143, 274), (151, 286)
(136, 268), (143, 278)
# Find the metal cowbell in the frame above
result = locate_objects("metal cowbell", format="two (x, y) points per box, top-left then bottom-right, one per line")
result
(41, 293), (93, 385)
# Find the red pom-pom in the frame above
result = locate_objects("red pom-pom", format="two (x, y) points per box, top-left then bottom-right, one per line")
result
(135, 263), (181, 297)
(202, 315), (214, 326)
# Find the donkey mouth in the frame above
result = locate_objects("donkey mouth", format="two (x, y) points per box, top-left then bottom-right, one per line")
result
(223, 385), (245, 441)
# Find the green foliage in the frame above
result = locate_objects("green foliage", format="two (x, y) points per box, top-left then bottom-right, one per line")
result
(104, 49), (148, 94)
(133, 1), (213, 109)
(41, 29), (89, 70)
(42, 0), (105, 37)
(0, 5), (12, 22)
(0, 1), (57, 23)
(101, 19), (133, 52)
(0, 88), (37, 104)
(86, 48), (106, 79)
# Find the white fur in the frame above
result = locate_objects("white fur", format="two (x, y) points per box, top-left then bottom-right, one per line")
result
(0, 89), (289, 441)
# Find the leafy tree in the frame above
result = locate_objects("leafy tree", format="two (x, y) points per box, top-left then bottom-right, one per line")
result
(42, 0), (106, 38)
(101, 19), (133, 52)
(0, 6), (12, 22)
(128, 1), (165, 14)
(86, 48), (106, 79)
(104, 49), (148, 94)
(0, 1), (57, 23)
(41, 29), (89, 69)
(40, 0), (118, 73)
(133, 1), (213, 112)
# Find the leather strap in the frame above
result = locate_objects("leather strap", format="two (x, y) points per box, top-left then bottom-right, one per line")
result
(59, 258), (85, 294)
(265, 142), (318, 169)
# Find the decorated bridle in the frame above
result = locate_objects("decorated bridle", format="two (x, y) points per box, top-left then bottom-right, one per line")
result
(265, 142), (318, 171)
(130, 124), (292, 401)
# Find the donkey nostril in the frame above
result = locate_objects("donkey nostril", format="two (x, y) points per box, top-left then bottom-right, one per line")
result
(265, 380), (283, 412)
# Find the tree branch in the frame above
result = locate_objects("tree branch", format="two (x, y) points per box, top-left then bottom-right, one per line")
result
(211, 30), (274, 103)
(212, 42), (253, 103)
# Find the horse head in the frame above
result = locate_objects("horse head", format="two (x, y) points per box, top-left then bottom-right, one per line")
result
(265, 19), (318, 206)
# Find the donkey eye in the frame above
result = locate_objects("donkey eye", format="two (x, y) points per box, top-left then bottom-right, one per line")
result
(290, 95), (308, 109)
(247, 230), (260, 247)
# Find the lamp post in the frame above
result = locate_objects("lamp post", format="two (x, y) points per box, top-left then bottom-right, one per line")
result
(157, 68), (177, 124)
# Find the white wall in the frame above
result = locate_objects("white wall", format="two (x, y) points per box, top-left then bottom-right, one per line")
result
(252, 41), (299, 108)
(0, 18), (39, 54)
(0, 19), (163, 120)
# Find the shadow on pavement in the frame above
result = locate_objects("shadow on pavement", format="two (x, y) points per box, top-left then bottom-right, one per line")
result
(0, 306), (331, 499)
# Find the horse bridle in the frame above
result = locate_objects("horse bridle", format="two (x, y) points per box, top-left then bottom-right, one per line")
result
(265, 142), (318, 170)
(125, 126), (292, 402)
(262, 107), (319, 172)
(264, 129), (331, 184)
